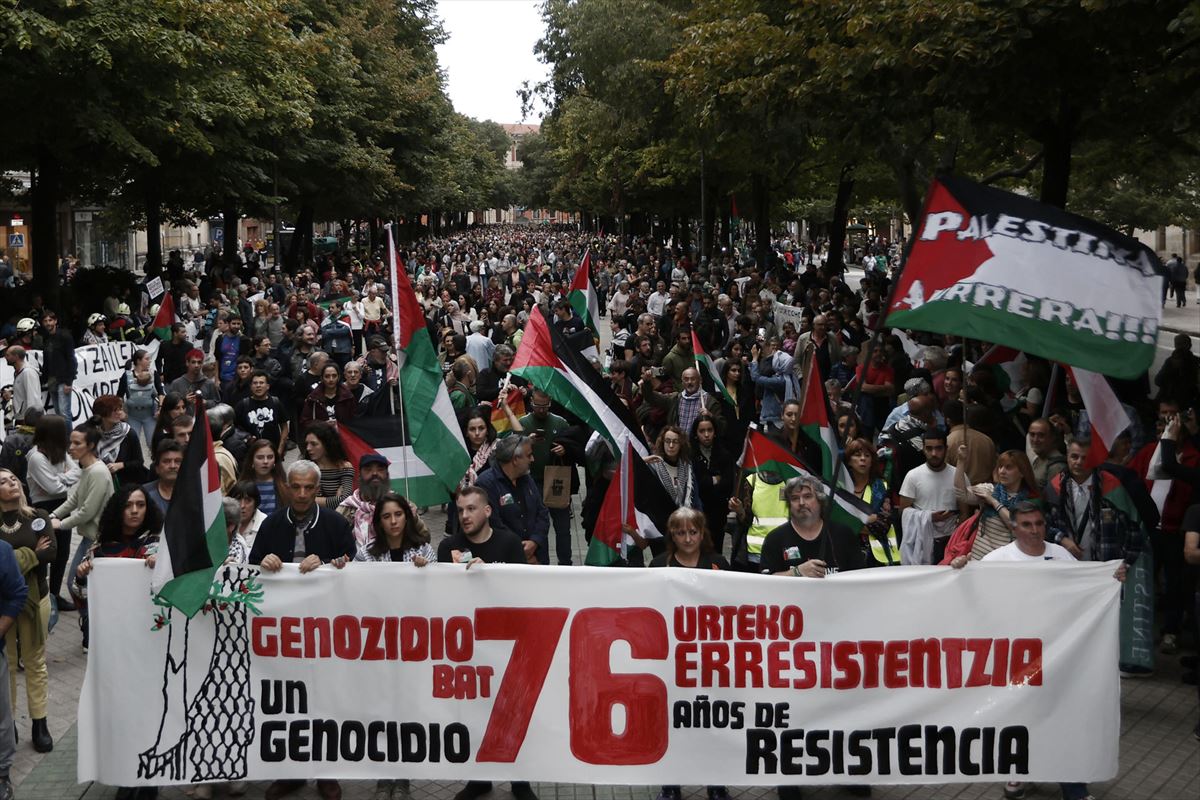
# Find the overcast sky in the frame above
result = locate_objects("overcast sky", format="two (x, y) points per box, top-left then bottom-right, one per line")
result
(436, 0), (550, 124)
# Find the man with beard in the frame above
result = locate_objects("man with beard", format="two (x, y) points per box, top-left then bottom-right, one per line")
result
(337, 454), (430, 548)
(760, 474), (866, 577)
(437, 485), (538, 800)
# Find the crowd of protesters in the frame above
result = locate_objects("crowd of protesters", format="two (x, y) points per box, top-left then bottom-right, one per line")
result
(0, 224), (1196, 800)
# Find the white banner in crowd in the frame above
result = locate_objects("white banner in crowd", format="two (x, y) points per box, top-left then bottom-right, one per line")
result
(79, 561), (1122, 788)
(772, 301), (806, 332)
(0, 340), (154, 434)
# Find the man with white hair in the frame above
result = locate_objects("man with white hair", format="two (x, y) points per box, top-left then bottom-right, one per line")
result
(465, 320), (495, 373)
(250, 460), (355, 800)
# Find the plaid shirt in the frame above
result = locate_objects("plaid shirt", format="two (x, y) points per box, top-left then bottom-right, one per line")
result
(1044, 470), (1145, 564)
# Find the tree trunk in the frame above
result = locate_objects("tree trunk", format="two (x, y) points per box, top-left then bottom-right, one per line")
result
(369, 217), (379, 254)
(719, 199), (731, 253)
(30, 144), (61, 305)
(286, 203), (313, 273)
(223, 196), (239, 268)
(144, 181), (163, 276)
(752, 173), (771, 270)
(826, 164), (856, 276)
(1040, 123), (1072, 209)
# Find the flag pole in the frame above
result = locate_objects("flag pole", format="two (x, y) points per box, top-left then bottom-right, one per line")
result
(386, 224), (411, 499)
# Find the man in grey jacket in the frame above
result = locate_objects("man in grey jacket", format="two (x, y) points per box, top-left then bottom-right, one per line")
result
(2, 346), (43, 427)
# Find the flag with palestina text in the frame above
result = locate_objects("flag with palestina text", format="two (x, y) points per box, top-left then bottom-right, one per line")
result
(885, 175), (1164, 379)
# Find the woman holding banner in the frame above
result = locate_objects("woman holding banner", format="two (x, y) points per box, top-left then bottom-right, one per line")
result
(650, 508), (730, 800)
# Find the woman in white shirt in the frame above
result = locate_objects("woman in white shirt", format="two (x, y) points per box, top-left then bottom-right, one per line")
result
(25, 415), (80, 609)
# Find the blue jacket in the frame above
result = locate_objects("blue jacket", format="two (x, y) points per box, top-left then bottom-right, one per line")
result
(475, 467), (549, 550)
(0, 540), (30, 651)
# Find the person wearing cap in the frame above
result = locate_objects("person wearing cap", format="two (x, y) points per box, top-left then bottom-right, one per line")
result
(3, 347), (43, 428)
(359, 335), (397, 392)
(337, 453), (431, 548)
(11, 319), (41, 352)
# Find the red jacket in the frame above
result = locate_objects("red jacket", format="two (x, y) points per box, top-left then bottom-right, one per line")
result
(1128, 439), (1197, 532)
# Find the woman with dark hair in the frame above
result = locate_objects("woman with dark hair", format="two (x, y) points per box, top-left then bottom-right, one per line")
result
(117, 348), (164, 450)
(150, 391), (188, 454)
(647, 425), (699, 509)
(25, 414), (80, 609)
(227, 480), (266, 548)
(91, 394), (146, 486)
(690, 413), (736, 556)
(355, 493), (435, 564)
(74, 483), (159, 651)
(51, 421), (116, 633)
(0, 468), (56, 751)
(845, 437), (900, 567)
(300, 361), (357, 429)
(238, 439), (288, 515)
(304, 421), (354, 509)
(649, 507), (728, 800)
(718, 357), (755, 449)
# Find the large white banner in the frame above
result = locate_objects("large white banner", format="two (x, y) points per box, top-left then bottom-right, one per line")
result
(0, 340), (155, 437)
(78, 560), (1122, 787)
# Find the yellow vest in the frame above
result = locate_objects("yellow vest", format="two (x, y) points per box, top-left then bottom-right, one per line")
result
(861, 483), (900, 566)
(746, 475), (789, 561)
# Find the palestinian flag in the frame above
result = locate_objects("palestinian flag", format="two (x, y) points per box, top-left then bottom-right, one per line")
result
(150, 398), (227, 617)
(798, 347), (846, 488)
(1068, 366), (1133, 470)
(739, 427), (871, 532)
(885, 175), (1164, 379)
(511, 307), (648, 456)
(150, 292), (178, 342)
(585, 441), (675, 566)
(340, 227), (469, 507)
(567, 248), (600, 339)
(692, 331), (734, 405)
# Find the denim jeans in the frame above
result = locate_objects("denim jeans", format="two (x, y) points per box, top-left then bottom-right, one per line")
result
(53, 383), (74, 423)
(128, 413), (157, 452)
(0, 643), (12, 776)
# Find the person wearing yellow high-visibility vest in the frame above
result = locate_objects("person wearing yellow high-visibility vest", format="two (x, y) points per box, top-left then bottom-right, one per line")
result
(845, 438), (901, 566)
(728, 470), (789, 568)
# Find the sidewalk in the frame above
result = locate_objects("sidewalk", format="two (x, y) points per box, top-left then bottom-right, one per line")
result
(1161, 301), (1199, 335)
(10, 523), (1200, 800)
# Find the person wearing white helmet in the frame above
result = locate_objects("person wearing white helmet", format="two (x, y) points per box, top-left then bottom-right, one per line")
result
(11, 319), (40, 351)
(81, 314), (107, 346)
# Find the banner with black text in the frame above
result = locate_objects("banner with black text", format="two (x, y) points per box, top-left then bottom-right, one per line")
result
(78, 560), (1121, 787)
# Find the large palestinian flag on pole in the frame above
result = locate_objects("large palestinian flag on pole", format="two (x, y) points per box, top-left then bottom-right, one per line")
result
(339, 227), (469, 507)
(511, 307), (648, 456)
(885, 175), (1164, 378)
(567, 248), (600, 339)
(150, 399), (227, 617)
(740, 427), (871, 532)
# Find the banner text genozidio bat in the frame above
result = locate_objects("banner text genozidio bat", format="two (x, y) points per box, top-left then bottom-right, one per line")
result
(249, 605), (1035, 776)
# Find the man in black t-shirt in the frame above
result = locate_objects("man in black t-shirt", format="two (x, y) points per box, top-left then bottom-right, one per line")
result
(235, 371), (290, 457)
(437, 486), (526, 566)
(760, 474), (866, 577)
(441, 486), (539, 800)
